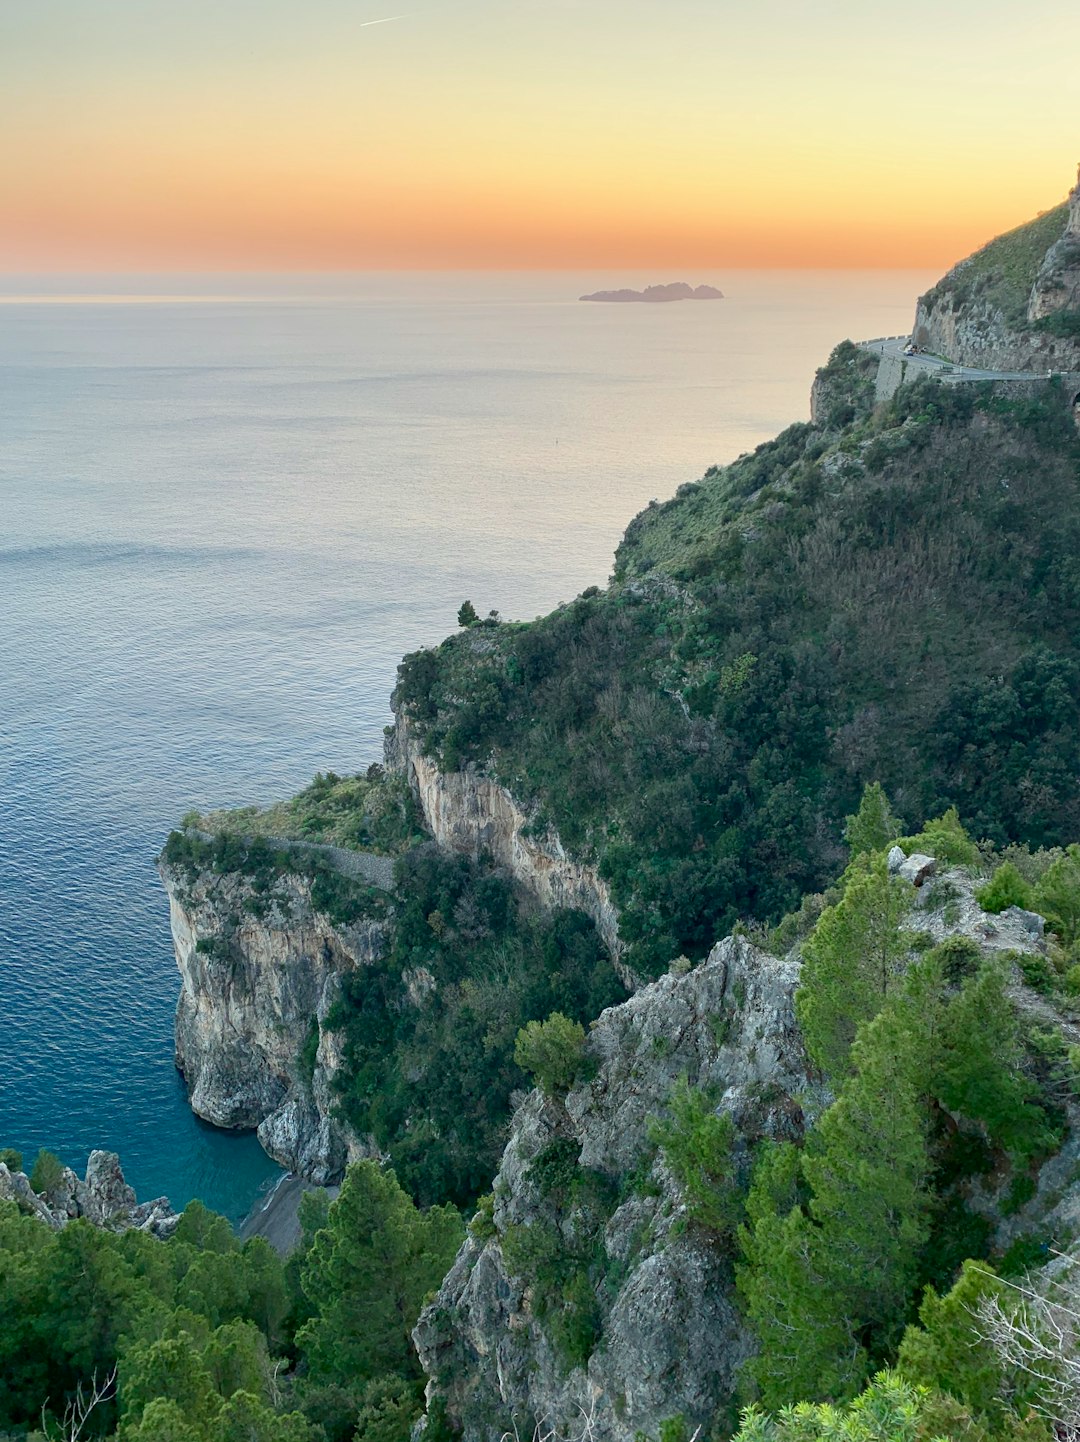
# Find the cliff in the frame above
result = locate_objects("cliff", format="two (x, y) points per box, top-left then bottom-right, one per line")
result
(914, 169), (1080, 372)
(0, 1150), (178, 1238)
(415, 856), (1077, 1442)
(162, 853), (390, 1182)
(414, 934), (808, 1442)
(387, 712), (622, 968)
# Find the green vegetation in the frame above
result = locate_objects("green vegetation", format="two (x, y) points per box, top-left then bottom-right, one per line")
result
(976, 862), (1034, 914)
(194, 768), (422, 855)
(649, 1079), (740, 1245)
(0, 1161), (454, 1442)
(394, 377), (1080, 977)
(329, 849), (623, 1207)
(795, 857), (912, 1078)
(29, 1149), (65, 1198)
(843, 782), (903, 861)
(737, 825), (1069, 1413)
(1036, 307), (1080, 340)
(296, 1163), (462, 1441)
(162, 828), (391, 928)
(501, 1148), (617, 1373)
(514, 1014), (587, 1099)
(733, 1367), (1050, 1441)
(919, 202), (1069, 326)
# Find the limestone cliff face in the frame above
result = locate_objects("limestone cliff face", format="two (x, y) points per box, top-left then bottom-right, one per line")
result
(1029, 170), (1080, 323)
(388, 712), (622, 965)
(162, 859), (388, 1183)
(912, 291), (1080, 373)
(413, 935), (810, 1442)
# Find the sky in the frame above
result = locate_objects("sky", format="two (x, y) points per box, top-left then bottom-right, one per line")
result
(1, 0), (1077, 271)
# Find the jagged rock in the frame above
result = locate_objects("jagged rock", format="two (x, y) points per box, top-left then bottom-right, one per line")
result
(887, 844), (906, 874)
(0, 1162), (59, 1227)
(77, 1149), (138, 1225)
(0, 1153), (179, 1238)
(415, 935), (811, 1442)
(898, 852), (937, 887)
(162, 860), (389, 1181)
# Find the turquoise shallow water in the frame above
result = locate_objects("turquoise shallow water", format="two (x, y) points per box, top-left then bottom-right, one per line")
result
(0, 269), (933, 1223)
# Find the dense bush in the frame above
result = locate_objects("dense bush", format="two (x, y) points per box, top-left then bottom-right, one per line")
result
(330, 849), (623, 1207)
(514, 1014), (587, 1099)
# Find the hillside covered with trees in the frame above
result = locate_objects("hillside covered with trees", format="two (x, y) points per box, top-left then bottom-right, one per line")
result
(396, 362), (1080, 977)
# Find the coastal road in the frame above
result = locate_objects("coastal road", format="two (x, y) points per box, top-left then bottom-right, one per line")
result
(859, 335), (1048, 383)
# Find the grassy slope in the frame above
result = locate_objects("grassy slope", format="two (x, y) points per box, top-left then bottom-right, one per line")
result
(919, 202), (1069, 326)
(395, 366), (1080, 976)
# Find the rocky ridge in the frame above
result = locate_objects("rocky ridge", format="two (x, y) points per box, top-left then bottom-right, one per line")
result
(0, 1150), (178, 1239)
(414, 859), (1075, 1442)
(415, 932), (807, 1442)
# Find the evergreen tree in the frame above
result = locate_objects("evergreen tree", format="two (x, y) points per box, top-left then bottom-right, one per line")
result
(844, 783), (904, 860)
(297, 1161), (463, 1392)
(796, 859), (912, 1078)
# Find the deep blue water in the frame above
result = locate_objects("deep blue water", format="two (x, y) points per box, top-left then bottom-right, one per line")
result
(0, 269), (933, 1223)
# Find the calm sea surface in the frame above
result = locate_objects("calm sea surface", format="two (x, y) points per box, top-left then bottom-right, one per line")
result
(0, 269), (934, 1221)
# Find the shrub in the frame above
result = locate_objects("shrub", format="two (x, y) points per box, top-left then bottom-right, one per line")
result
(1032, 844), (1080, 944)
(649, 1079), (741, 1243)
(514, 1014), (587, 1098)
(975, 862), (1033, 914)
(898, 808), (979, 867)
(844, 782), (904, 861)
(456, 600), (478, 628)
(928, 934), (982, 983)
(468, 1193), (496, 1243)
(1015, 951), (1057, 996)
(29, 1149), (65, 1197)
(0, 1148), (22, 1173)
(1064, 964), (1080, 996)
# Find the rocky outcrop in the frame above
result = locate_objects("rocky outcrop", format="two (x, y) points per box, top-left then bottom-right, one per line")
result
(914, 169), (1080, 373)
(0, 1151), (178, 1238)
(1029, 170), (1080, 324)
(414, 935), (811, 1442)
(388, 712), (622, 966)
(162, 859), (389, 1183)
(415, 853), (1076, 1442)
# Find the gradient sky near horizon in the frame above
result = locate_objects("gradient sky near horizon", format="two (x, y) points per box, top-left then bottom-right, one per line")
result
(2, 0), (1077, 271)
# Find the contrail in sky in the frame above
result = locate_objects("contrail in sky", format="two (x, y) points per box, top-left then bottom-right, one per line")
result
(359, 13), (413, 25)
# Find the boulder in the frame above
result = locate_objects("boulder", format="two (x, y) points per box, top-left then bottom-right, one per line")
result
(898, 852), (937, 887)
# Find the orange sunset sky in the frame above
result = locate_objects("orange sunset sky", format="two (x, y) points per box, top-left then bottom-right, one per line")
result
(2, 0), (1077, 272)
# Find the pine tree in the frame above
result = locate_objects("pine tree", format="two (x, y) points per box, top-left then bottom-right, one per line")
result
(796, 859), (912, 1078)
(297, 1161), (462, 1389)
(843, 782), (904, 860)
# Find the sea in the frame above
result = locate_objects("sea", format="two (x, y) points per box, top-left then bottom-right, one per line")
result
(0, 268), (935, 1223)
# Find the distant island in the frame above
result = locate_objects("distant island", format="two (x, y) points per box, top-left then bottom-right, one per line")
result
(580, 282), (724, 303)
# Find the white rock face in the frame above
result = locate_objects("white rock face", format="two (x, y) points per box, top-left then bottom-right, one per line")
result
(162, 860), (389, 1182)
(389, 713), (623, 969)
(414, 936), (811, 1442)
